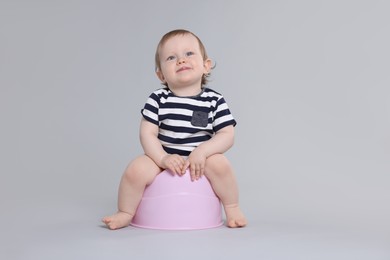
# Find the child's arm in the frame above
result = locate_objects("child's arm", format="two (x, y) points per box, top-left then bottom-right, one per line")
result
(197, 125), (235, 157)
(183, 125), (235, 179)
(139, 118), (185, 174)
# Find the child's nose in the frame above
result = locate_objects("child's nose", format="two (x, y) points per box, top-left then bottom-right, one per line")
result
(177, 57), (186, 64)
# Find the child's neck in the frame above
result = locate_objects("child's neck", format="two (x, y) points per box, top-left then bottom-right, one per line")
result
(168, 84), (203, 97)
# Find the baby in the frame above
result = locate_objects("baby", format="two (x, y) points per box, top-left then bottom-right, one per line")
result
(103, 29), (247, 229)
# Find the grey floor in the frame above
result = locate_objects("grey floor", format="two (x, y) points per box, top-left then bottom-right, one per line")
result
(3, 201), (389, 260)
(2, 1), (389, 259)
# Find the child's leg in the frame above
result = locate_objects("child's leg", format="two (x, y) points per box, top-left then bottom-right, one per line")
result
(102, 155), (161, 230)
(204, 154), (247, 228)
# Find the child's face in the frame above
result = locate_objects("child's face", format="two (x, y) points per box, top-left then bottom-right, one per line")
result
(156, 34), (211, 90)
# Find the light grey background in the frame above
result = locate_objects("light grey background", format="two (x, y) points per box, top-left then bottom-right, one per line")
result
(1, 0), (389, 259)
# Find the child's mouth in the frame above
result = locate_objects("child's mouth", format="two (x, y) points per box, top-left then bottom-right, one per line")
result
(177, 66), (191, 72)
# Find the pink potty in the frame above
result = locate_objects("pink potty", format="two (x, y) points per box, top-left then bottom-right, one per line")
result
(131, 169), (223, 230)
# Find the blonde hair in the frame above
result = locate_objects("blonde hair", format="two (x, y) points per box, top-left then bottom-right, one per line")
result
(155, 29), (212, 86)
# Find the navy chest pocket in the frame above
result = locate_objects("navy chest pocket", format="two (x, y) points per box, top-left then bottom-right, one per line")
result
(191, 111), (208, 127)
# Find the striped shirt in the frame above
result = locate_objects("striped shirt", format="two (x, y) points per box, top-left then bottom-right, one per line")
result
(141, 87), (236, 156)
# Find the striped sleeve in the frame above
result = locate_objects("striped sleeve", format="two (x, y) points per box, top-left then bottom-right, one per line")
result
(141, 92), (160, 125)
(213, 96), (237, 132)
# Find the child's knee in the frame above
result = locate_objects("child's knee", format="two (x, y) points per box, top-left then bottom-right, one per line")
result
(123, 156), (160, 183)
(208, 154), (230, 165)
(123, 164), (142, 182)
(205, 154), (232, 174)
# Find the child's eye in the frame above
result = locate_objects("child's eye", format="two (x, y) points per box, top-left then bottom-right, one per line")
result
(185, 51), (194, 57)
(166, 55), (176, 61)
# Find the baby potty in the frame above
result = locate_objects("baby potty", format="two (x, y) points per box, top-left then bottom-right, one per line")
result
(131, 169), (223, 230)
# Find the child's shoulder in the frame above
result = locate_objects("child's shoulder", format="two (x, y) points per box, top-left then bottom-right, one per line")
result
(148, 87), (170, 98)
(151, 87), (169, 94)
(202, 87), (224, 98)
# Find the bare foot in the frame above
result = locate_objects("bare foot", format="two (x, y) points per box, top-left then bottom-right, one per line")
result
(224, 204), (247, 228)
(102, 211), (134, 230)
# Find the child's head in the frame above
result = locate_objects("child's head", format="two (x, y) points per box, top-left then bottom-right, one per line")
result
(155, 29), (212, 87)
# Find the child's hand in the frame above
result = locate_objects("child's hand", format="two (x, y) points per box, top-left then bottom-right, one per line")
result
(183, 149), (207, 181)
(161, 154), (185, 176)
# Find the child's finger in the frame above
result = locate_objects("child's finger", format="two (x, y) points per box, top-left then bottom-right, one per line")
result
(182, 160), (190, 174)
(174, 161), (183, 175)
(199, 166), (205, 178)
(190, 164), (196, 181)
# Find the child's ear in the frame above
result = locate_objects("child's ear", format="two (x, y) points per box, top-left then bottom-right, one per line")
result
(203, 59), (212, 73)
(156, 69), (166, 83)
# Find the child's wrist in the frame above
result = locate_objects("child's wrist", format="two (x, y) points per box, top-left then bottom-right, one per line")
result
(194, 145), (210, 158)
(158, 154), (169, 167)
